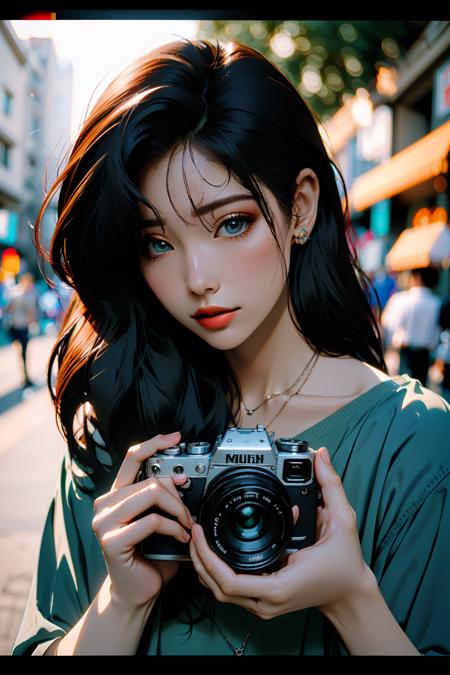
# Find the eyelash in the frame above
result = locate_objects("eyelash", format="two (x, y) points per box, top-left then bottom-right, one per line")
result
(139, 213), (255, 262)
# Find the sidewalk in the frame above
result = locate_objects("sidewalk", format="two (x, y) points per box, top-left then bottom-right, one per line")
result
(0, 334), (66, 655)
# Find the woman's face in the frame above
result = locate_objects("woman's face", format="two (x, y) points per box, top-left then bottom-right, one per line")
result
(137, 145), (295, 351)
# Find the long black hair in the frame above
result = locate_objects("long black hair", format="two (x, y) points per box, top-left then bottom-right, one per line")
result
(35, 37), (386, 625)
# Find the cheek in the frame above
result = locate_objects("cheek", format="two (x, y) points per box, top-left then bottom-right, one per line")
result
(237, 229), (284, 285)
(140, 261), (177, 306)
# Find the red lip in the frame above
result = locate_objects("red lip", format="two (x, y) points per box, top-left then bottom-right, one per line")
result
(192, 305), (239, 318)
(194, 310), (240, 330)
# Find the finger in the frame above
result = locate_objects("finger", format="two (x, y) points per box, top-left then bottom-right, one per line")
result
(189, 538), (225, 597)
(94, 471), (189, 513)
(103, 510), (192, 554)
(97, 478), (193, 535)
(189, 539), (260, 614)
(112, 432), (181, 490)
(160, 475), (194, 527)
(94, 476), (175, 513)
(313, 447), (353, 518)
(159, 473), (189, 499)
(192, 524), (273, 600)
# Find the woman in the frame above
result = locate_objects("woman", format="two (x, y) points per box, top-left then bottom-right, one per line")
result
(12, 38), (450, 656)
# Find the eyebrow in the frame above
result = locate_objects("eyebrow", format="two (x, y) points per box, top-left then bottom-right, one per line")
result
(139, 193), (255, 229)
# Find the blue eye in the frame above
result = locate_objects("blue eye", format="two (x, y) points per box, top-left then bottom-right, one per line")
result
(139, 213), (254, 262)
(217, 214), (253, 238)
(139, 237), (172, 259)
(149, 240), (171, 255)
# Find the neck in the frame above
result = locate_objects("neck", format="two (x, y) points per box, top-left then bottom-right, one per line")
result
(224, 289), (316, 408)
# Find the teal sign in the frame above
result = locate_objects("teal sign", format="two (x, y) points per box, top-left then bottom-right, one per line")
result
(371, 199), (390, 237)
(0, 209), (18, 245)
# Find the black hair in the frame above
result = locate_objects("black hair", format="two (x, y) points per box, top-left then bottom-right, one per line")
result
(411, 267), (440, 289)
(34, 37), (386, 629)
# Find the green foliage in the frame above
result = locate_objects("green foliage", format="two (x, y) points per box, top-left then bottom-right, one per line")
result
(197, 20), (427, 121)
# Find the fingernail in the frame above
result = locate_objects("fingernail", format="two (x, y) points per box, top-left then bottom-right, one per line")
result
(319, 447), (331, 464)
(173, 473), (187, 483)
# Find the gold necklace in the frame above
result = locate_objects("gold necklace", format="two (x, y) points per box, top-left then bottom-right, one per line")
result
(265, 350), (319, 430)
(241, 349), (318, 416)
(239, 350), (320, 431)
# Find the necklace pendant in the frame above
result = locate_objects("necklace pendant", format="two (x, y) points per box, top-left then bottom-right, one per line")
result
(233, 647), (244, 656)
(246, 410), (253, 415)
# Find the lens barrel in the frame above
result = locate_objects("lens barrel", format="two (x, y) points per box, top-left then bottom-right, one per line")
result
(198, 467), (293, 573)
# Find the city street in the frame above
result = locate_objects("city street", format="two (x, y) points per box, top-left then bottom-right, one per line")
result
(0, 334), (66, 655)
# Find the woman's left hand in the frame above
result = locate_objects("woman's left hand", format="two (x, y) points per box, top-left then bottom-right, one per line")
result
(189, 447), (377, 620)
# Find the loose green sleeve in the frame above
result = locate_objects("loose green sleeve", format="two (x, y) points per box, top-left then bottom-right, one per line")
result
(368, 398), (450, 657)
(11, 456), (107, 655)
(374, 472), (450, 656)
(11, 375), (450, 655)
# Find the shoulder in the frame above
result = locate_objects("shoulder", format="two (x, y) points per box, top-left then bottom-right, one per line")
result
(356, 361), (391, 390)
(384, 289), (409, 309)
(314, 357), (391, 398)
(7, 285), (20, 299)
(347, 364), (450, 460)
(364, 377), (450, 556)
(328, 360), (450, 471)
(380, 292), (408, 326)
(368, 374), (450, 469)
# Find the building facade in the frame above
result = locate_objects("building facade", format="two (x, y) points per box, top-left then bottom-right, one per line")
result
(323, 21), (450, 295)
(0, 20), (73, 281)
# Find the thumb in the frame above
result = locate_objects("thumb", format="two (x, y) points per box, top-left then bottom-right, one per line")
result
(314, 447), (348, 513)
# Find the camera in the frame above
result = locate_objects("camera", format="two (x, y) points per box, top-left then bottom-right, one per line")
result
(137, 425), (322, 573)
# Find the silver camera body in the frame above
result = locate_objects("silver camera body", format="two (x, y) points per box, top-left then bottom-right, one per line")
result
(138, 424), (321, 573)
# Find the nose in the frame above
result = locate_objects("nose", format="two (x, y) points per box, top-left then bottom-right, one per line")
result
(184, 249), (220, 296)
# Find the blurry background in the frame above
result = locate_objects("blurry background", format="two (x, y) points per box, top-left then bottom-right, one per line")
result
(1, 19), (449, 342)
(0, 17), (449, 654)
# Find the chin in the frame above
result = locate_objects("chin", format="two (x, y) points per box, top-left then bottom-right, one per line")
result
(196, 328), (248, 351)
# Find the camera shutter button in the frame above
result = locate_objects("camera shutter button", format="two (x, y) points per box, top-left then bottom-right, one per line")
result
(162, 447), (181, 455)
(187, 442), (210, 455)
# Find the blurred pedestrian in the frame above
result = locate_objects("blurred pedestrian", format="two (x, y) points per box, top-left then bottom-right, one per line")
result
(4, 272), (39, 389)
(367, 266), (397, 322)
(381, 267), (441, 386)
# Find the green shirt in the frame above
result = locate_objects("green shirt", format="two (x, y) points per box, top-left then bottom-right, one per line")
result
(11, 374), (450, 655)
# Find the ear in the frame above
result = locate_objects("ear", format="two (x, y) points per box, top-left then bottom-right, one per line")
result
(290, 168), (320, 239)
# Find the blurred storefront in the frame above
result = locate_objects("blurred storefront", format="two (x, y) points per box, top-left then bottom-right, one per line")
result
(324, 21), (450, 296)
(0, 21), (72, 279)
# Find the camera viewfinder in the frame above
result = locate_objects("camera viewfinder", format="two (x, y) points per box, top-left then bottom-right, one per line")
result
(283, 459), (311, 483)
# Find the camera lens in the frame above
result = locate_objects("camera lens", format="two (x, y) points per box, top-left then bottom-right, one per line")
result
(198, 467), (293, 573)
(232, 504), (267, 540)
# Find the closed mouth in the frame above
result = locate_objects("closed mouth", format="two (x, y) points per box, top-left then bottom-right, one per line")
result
(194, 308), (239, 318)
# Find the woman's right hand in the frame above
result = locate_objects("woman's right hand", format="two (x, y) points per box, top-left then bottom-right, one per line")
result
(92, 431), (193, 610)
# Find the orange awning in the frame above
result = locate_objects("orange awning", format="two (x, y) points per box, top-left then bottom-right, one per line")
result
(385, 221), (450, 272)
(349, 120), (450, 212)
